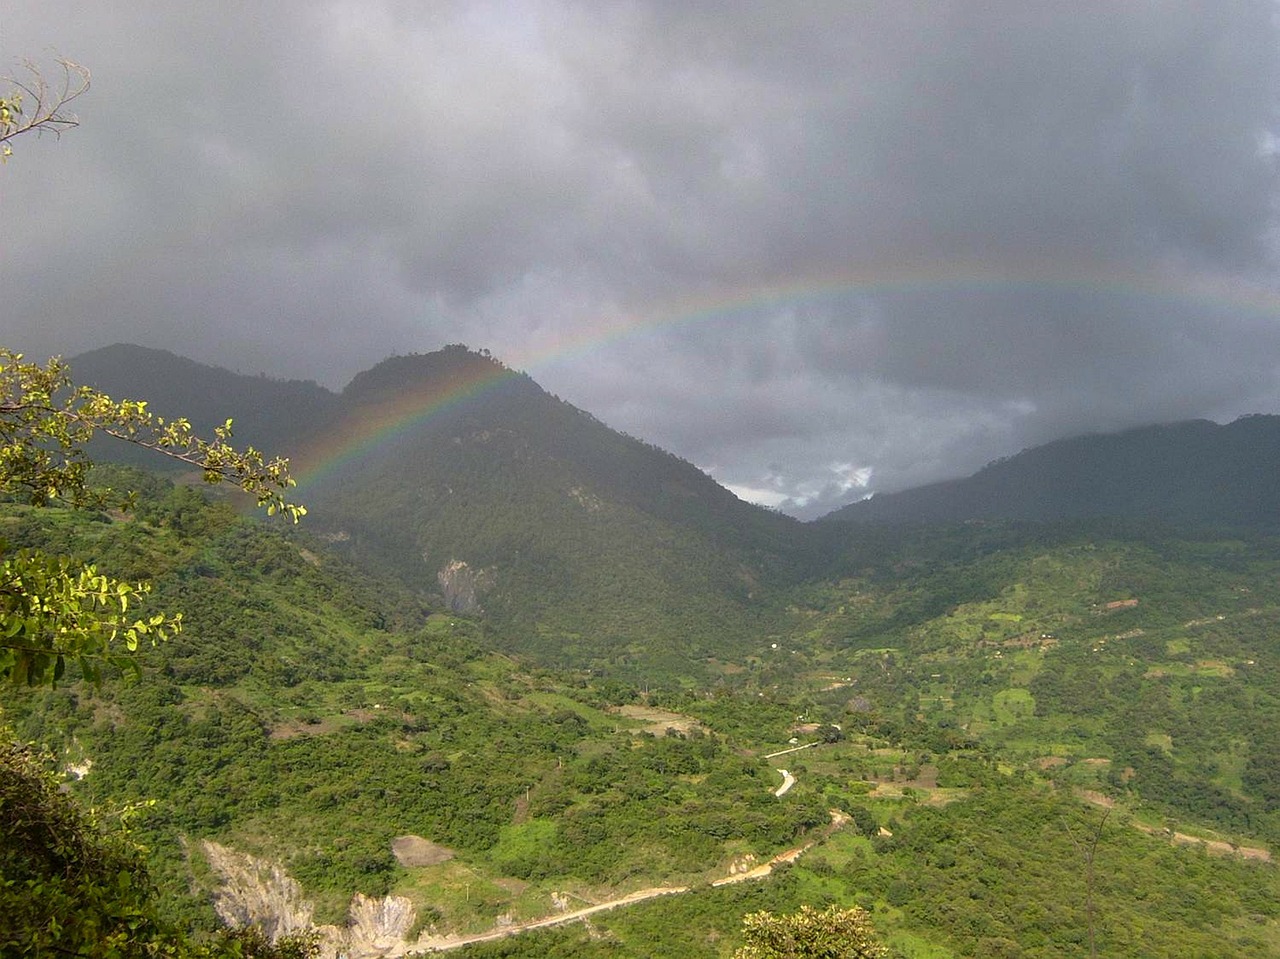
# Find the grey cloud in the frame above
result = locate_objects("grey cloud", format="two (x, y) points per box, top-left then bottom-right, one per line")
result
(4, 2), (1280, 514)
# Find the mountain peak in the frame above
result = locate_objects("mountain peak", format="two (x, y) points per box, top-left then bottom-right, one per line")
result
(341, 345), (520, 403)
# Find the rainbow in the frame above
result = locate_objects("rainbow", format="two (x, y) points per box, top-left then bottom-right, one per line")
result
(292, 353), (527, 487)
(293, 258), (1280, 487)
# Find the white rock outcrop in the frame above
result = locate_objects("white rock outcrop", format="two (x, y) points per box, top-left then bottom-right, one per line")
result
(336, 894), (418, 958)
(200, 842), (428, 958)
(200, 841), (314, 940)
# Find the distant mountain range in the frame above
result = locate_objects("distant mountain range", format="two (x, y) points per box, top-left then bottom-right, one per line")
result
(73, 343), (1280, 530)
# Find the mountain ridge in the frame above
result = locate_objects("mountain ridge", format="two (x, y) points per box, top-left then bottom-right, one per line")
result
(68, 343), (808, 676)
(66, 344), (1280, 673)
(821, 414), (1280, 528)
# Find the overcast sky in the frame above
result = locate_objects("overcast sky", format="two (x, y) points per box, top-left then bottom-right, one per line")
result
(5, 2), (1280, 518)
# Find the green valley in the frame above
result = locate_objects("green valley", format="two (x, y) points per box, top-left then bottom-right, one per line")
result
(5, 348), (1280, 957)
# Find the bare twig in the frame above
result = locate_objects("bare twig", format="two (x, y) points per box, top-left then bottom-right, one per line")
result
(1063, 806), (1110, 959)
(0, 58), (91, 153)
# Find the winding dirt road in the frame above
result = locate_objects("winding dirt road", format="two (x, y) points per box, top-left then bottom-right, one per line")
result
(409, 772), (834, 954)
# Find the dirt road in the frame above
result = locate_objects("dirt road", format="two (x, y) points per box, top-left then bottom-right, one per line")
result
(774, 768), (796, 797)
(1077, 789), (1271, 862)
(410, 809), (844, 954)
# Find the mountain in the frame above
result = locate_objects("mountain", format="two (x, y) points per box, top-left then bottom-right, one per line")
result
(290, 346), (812, 675)
(68, 344), (809, 677)
(822, 415), (1280, 528)
(70, 344), (340, 458)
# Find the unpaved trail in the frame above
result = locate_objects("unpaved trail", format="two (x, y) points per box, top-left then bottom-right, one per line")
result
(409, 810), (846, 954)
(1077, 790), (1271, 862)
(774, 768), (796, 797)
(711, 842), (816, 887)
(763, 741), (818, 760)
(412, 886), (690, 953)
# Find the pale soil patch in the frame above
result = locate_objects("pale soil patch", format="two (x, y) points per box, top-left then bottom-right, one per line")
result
(269, 718), (338, 740)
(92, 701), (127, 729)
(613, 704), (704, 736)
(392, 836), (455, 868)
(907, 765), (939, 789)
(866, 764), (938, 790)
(1036, 756), (1068, 770)
(867, 782), (965, 806)
(1194, 659), (1235, 677)
(1129, 821), (1273, 862)
(268, 709), (378, 740)
(494, 876), (529, 896)
(921, 788), (968, 807)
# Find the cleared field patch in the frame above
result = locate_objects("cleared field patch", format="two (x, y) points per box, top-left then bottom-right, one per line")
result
(612, 704), (705, 736)
(393, 835), (456, 868)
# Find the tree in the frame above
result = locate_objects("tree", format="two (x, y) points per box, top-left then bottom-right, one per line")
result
(0, 350), (305, 685)
(0, 58), (90, 160)
(734, 904), (887, 959)
(1, 738), (159, 956)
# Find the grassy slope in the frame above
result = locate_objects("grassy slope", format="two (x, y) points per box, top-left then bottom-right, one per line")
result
(6, 483), (1280, 955)
(784, 521), (1280, 846)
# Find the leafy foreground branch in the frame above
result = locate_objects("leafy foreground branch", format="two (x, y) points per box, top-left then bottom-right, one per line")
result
(0, 58), (90, 160)
(0, 349), (304, 685)
(0, 349), (316, 952)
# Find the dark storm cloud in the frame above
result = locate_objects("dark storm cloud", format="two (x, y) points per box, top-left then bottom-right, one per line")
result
(4, 1), (1280, 517)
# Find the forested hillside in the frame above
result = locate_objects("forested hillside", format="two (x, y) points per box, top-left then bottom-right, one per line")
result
(70, 345), (810, 680)
(2, 474), (829, 944)
(6, 464), (1280, 957)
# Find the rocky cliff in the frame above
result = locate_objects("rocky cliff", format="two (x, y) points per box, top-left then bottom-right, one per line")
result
(201, 842), (427, 958)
